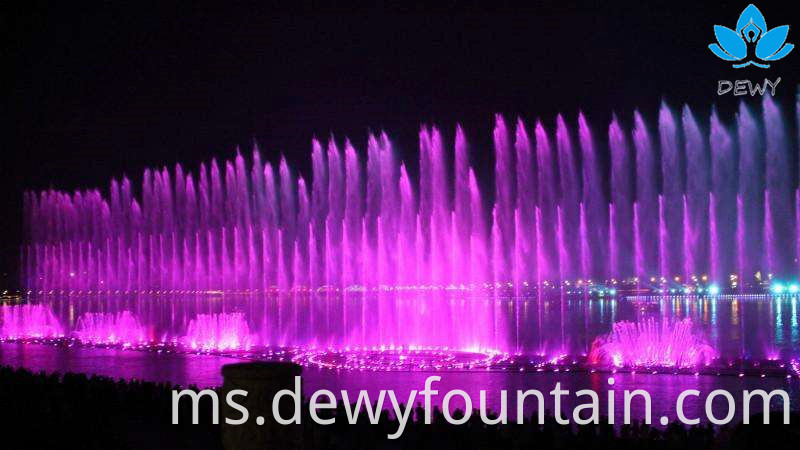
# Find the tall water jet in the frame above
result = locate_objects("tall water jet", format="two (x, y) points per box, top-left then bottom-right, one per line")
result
(763, 95), (794, 277)
(514, 119), (536, 284)
(633, 111), (660, 277)
(797, 92), (800, 271)
(326, 140), (345, 287)
(609, 115), (634, 279)
(418, 128), (433, 286)
(579, 112), (607, 280)
(469, 169), (489, 284)
(365, 133), (382, 286)
(310, 139), (328, 288)
(710, 109), (737, 281)
(682, 105), (710, 279)
(266, 161), (281, 288)
(429, 128), (451, 286)
(535, 121), (558, 281)
(343, 140), (362, 286)
(398, 164), (416, 285)
(295, 177), (310, 287)
(658, 103), (684, 279)
(494, 116), (515, 282)
(737, 103), (764, 281)
(454, 125), (472, 284)
(278, 157), (296, 289)
(556, 115), (579, 281)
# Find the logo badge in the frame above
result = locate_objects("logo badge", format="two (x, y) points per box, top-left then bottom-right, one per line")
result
(709, 4), (793, 68)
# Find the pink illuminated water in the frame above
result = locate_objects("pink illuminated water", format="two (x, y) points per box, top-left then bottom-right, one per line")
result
(182, 313), (253, 351)
(22, 96), (800, 293)
(0, 304), (64, 339)
(1, 292), (799, 373)
(73, 311), (149, 345)
(588, 318), (718, 369)
(14, 97), (800, 364)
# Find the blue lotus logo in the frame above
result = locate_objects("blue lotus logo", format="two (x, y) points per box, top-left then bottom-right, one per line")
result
(709, 4), (793, 68)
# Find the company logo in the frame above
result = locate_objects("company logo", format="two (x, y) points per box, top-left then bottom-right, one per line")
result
(709, 4), (793, 68)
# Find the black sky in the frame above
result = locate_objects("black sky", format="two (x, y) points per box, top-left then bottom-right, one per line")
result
(4, 0), (799, 288)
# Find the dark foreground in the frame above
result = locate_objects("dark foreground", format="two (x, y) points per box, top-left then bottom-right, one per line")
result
(1, 365), (799, 450)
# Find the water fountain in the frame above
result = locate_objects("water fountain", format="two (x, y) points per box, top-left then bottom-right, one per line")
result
(588, 318), (718, 369)
(22, 96), (800, 294)
(73, 311), (149, 345)
(14, 95), (800, 370)
(0, 304), (63, 339)
(182, 313), (254, 351)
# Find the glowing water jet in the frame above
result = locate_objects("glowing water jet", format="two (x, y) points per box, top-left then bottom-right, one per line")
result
(588, 318), (718, 369)
(182, 312), (253, 351)
(22, 96), (800, 292)
(15, 97), (800, 365)
(73, 311), (149, 345)
(0, 304), (63, 339)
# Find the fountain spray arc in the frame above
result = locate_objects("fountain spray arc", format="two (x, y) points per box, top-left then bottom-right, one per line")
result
(22, 95), (800, 294)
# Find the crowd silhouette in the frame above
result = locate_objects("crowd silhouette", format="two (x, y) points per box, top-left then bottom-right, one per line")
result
(1, 365), (797, 449)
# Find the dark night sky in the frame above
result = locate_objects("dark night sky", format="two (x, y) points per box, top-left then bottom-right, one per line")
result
(4, 0), (799, 288)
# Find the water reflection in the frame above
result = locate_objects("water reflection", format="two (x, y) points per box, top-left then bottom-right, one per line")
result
(1, 342), (797, 425)
(1, 293), (799, 362)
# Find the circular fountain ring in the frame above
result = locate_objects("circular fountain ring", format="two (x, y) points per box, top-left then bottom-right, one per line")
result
(292, 347), (504, 371)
